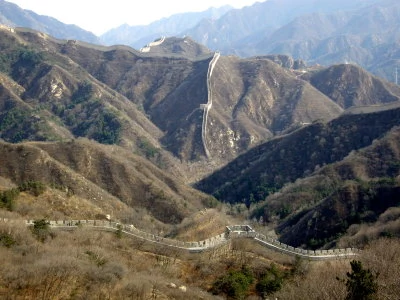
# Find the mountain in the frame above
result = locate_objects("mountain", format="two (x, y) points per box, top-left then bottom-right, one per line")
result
(168, 0), (399, 83)
(196, 101), (400, 203)
(1, 27), (400, 174)
(1, 23), (400, 249)
(183, 0), (379, 54)
(0, 139), (211, 226)
(0, 0), (99, 43)
(3, 0), (400, 84)
(250, 0), (400, 80)
(259, 125), (400, 249)
(100, 5), (232, 49)
(60, 41), (346, 164)
(305, 63), (400, 109)
(196, 104), (400, 249)
(1, 3), (400, 297)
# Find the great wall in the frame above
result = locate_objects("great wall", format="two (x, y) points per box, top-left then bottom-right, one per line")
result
(0, 27), (360, 260)
(0, 219), (360, 260)
(201, 51), (221, 158)
(140, 36), (166, 53)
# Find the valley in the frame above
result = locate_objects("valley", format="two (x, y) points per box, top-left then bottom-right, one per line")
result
(0, 0), (400, 298)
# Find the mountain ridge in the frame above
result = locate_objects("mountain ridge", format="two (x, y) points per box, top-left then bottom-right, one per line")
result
(0, 0), (99, 43)
(101, 5), (233, 49)
(1, 16), (400, 252)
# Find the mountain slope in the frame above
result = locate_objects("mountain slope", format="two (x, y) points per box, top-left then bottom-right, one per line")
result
(0, 0), (99, 43)
(204, 56), (343, 162)
(305, 63), (400, 109)
(254, 126), (400, 248)
(2, 27), (400, 177)
(196, 106), (400, 204)
(0, 139), (210, 226)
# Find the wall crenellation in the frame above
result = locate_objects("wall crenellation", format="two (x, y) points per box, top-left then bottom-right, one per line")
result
(0, 219), (360, 259)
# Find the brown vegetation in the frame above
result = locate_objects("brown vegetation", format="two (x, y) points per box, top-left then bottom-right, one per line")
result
(0, 206), (399, 299)
(250, 126), (400, 248)
(0, 139), (213, 231)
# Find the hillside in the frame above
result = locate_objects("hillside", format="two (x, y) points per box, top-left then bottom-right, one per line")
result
(305, 63), (400, 109)
(0, 139), (212, 229)
(196, 106), (400, 204)
(0, 27), (340, 170)
(255, 126), (400, 249)
(1, 19), (400, 252)
(1, 27), (400, 178)
(0, 212), (396, 299)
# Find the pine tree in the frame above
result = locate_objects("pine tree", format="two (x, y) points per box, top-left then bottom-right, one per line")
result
(344, 260), (378, 300)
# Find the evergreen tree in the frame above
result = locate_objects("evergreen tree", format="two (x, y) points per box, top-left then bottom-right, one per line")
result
(344, 260), (378, 300)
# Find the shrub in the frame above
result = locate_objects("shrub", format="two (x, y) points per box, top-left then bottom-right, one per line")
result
(0, 233), (16, 248)
(256, 264), (284, 297)
(18, 181), (46, 196)
(73, 110), (122, 145)
(71, 82), (93, 104)
(115, 224), (123, 239)
(0, 188), (19, 211)
(85, 250), (108, 267)
(202, 196), (219, 209)
(17, 48), (44, 67)
(137, 138), (159, 159)
(210, 266), (254, 299)
(31, 219), (51, 242)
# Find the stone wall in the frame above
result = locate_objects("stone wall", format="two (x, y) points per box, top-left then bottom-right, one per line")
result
(17, 219), (360, 259)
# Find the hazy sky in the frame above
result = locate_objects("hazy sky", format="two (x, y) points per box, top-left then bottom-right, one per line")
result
(7, 0), (260, 35)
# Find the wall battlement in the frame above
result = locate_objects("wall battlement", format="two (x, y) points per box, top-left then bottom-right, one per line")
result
(0, 218), (360, 259)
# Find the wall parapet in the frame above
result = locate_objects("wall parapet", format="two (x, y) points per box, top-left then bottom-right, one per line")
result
(12, 219), (361, 259)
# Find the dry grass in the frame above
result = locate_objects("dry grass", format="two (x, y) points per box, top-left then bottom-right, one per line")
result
(274, 259), (348, 300)
(15, 190), (106, 220)
(175, 208), (237, 241)
(1, 213), (399, 299)
(0, 221), (220, 299)
(273, 238), (400, 300)
(360, 238), (400, 299)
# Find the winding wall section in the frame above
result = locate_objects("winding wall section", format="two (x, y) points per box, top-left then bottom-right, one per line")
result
(201, 52), (220, 158)
(2, 219), (360, 260)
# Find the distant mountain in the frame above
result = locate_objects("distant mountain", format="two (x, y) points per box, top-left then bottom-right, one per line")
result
(249, 0), (400, 81)
(177, 0), (400, 82)
(3, 0), (400, 83)
(183, 0), (379, 54)
(0, 0), (100, 43)
(100, 5), (232, 49)
(136, 36), (212, 58)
